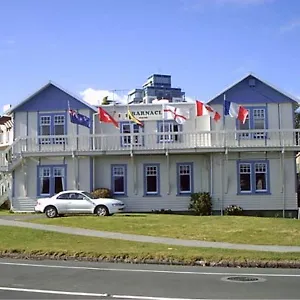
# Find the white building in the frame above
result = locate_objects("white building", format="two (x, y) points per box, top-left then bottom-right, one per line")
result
(0, 73), (299, 217)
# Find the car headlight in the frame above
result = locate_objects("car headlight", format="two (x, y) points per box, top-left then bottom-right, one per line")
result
(112, 202), (124, 206)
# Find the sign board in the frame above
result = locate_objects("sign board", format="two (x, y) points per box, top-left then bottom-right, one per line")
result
(116, 109), (163, 121)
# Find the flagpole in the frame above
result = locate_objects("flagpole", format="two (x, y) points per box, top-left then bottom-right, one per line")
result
(194, 97), (197, 132)
(222, 93), (227, 216)
(68, 100), (79, 189)
(160, 101), (166, 150)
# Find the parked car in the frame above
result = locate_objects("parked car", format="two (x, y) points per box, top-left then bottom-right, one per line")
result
(34, 190), (125, 218)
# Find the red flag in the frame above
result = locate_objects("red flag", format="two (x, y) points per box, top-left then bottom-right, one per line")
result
(237, 106), (248, 124)
(98, 107), (119, 128)
(196, 100), (221, 122)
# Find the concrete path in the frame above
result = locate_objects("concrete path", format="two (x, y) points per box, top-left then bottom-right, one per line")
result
(1, 218), (300, 253)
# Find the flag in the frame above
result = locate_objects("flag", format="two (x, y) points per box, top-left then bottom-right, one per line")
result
(196, 100), (221, 122)
(98, 107), (119, 128)
(224, 100), (248, 124)
(68, 109), (91, 128)
(128, 109), (144, 127)
(163, 105), (189, 125)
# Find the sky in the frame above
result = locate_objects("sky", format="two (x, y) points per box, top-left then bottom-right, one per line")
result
(0, 0), (299, 110)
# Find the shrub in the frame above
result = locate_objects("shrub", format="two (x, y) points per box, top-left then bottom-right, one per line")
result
(91, 188), (112, 199)
(151, 209), (173, 214)
(224, 204), (244, 216)
(0, 200), (11, 210)
(188, 192), (212, 216)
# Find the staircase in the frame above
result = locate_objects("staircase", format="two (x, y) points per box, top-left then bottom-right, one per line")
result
(0, 137), (23, 173)
(0, 139), (23, 210)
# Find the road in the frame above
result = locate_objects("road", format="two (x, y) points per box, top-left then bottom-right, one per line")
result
(0, 259), (299, 299)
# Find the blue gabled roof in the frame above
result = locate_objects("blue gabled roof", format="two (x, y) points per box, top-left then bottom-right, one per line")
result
(7, 81), (97, 114)
(208, 73), (298, 105)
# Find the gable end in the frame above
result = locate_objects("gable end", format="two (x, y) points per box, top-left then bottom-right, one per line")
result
(208, 74), (298, 106)
(8, 82), (96, 114)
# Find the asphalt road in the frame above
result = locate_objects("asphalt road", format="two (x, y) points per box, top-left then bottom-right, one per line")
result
(0, 259), (299, 299)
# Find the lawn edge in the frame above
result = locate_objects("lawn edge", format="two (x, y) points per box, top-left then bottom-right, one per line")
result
(1, 250), (300, 269)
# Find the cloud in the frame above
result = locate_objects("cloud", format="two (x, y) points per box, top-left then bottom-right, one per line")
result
(279, 19), (300, 34)
(80, 88), (128, 106)
(80, 87), (195, 106)
(185, 96), (196, 102)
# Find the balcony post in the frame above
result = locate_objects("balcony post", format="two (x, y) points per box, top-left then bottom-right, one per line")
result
(166, 150), (170, 195)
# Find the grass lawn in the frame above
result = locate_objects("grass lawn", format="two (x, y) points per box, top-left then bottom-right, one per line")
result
(0, 225), (299, 264)
(0, 209), (12, 215)
(28, 214), (300, 246)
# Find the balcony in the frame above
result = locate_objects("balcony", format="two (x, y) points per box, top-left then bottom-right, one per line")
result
(2, 128), (300, 157)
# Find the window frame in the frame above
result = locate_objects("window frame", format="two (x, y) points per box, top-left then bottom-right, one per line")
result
(143, 163), (160, 196)
(120, 121), (144, 147)
(38, 112), (67, 144)
(111, 164), (127, 196)
(237, 160), (270, 195)
(156, 120), (183, 143)
(176, 162), (194, 196)
(236, 107), (268, 140)
(37, 165), (67, 197)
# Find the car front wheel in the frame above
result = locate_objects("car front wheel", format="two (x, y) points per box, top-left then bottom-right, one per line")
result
(95, 205), (109, 216)
(45, 206), (58, 218)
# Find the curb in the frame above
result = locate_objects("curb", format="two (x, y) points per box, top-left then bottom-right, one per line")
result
(1, 252), (300, 269)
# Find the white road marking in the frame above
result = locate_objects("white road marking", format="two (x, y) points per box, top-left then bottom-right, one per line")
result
(0, 286), (207, 300)
(0, 261), (299, 278)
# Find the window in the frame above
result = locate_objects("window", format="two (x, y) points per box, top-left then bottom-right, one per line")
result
(237, 107), (267, 139)
(237, 161), (269, 194)
(38, 113), (66, 144)
(57, 192), (72, 199)
(39, 167), (51, 195)
(255, 163), (267, 192)
(239, 163), (251, 192)
(111, 164), (127, 196)
(120, 122), (144, 147)
(157, 121), (182, 143)
(53, 167), (65, 194)
(177, 163), (193, 195)
(38, 165), (66, 196)
(144, 164), (160, 196)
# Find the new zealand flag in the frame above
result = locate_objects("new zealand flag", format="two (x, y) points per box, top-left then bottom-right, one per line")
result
(69, 109), (91, 128)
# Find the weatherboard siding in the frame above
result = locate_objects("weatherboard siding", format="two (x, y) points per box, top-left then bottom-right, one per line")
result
(211, 152), (297, 211)
(210, 102), (294, 132)
(94, 154), (209, 212)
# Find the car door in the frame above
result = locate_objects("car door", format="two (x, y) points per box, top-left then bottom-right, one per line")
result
(67, 192), (95, 214)
(54, 192), (71, 213)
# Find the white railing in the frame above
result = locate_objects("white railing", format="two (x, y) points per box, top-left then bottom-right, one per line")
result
(0, 129), (299, 170)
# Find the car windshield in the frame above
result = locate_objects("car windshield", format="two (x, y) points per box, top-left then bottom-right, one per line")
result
(81, 191), (96, 199)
